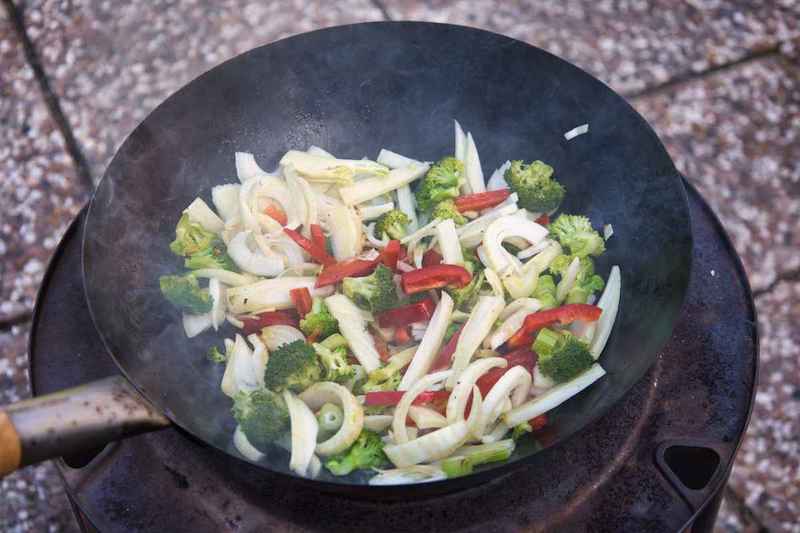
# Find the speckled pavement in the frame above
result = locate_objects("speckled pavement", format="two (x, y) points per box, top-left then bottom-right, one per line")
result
(1, 0), (798, 531)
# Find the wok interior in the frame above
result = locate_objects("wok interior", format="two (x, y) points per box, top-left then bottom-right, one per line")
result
(83, 23), (691, 485)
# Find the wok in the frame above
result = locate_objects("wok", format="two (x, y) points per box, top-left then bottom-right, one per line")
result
(0, 22), (691, 493)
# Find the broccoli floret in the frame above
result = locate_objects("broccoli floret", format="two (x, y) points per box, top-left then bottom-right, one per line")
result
(461, 246), (482, 276)
(342, 264), (398, 313)
(299, 298), (339, 341)
(415, 157), (465, 212)
(550, 255), (605, 304)
(358, 372), (401, 394)
(432, 200), (467, 225)
(532, 274), (558, 310)
(375, 209), (411, 240)
(549, 214), (605, 258)
(232, 388), (289, 451)
(313, 343), (355, 384)
(511, 422), (532, 441)
(324, 430), (389, 476)
(443, 322), (461, 343)
(533, 328), (594, 383)
(207, 345), (227, 363)
(184, 240), (238, 271)
(169, 214), (216, 256)
(504, 160), (565, 213)
(447, 270), (485, 311)
(263, 340), (321, 392)
(159, 274), (212, 314)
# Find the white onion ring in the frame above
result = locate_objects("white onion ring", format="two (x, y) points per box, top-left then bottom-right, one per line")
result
(283, 390), (319, 477)
(446, 357), (507, 424)
(299, 382), (364, 456)
(392, 370), (452, 445)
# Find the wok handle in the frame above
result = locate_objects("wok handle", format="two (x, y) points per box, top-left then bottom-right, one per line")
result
(0, 376), (169, 477)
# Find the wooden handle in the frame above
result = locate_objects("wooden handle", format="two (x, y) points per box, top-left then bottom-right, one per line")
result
(0, 410), (22, 476)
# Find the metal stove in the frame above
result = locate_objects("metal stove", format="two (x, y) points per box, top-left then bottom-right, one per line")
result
(29, 182), (757, 532)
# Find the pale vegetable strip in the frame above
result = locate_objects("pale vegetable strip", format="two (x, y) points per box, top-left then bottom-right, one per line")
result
(299, 382), (364, 456)
(590, 266), (621, 359)
(283, 390), (319, 477)
(338, 163), (429, 206)
(447, 296), (505, 389)
(398, 293), (454, 390)
(325, 294), (382, 373)
(384, 421), (469, 468)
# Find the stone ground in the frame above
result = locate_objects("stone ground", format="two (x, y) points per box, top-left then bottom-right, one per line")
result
(0, 0), (798, 531)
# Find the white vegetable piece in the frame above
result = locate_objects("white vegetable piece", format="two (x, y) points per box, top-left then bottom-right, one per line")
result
(516, 239), (551, 260)
(182, 312), (212, 338)
(556, 256), (581, 303)
(184, 198), (224, 233)
(299, 382), (364, 456)
(464, 132), (486, 194)
(324, 294), (382, 373)
(532, 365), (555, 391)
(590, 266), (621, 359)
(227, 231), (284, 277)
(364, 223), (389, 248)
(564, 123), (589, 140)
(446, 357), (508, 424)
(212, 184), (242, 223)
(364, 415), (394, 433)
(447, 296), (505, 389)
(503, 364), (606, 426)
(358, 202), (395, 221)
(369, 465), (447, 485)
(221, 334), (259, 397)
(408, 406), (449, 430)
(483, 268), (506, 299)
(457, 201), (519, 248)
(260, 325), (305, 351)
(283, 166), (308, 230)
(393, 370), (452, 444)
(239, 175), (298, 234)
(307, 145), (335, 158)
(454, 120), (468, 193)
(502, 241), (562, 300)
(327, 202), (364, 261)
(398, 293), (454, 390)
(482, 216), (548, 274)
(190, 269), (257, 287)
(233, 425), (266, 462)
(280, 150), (389, 185)
(436, 219), (463, 266)
(283, 390), (319, 477)
(384, 420), (470, 468)
(480, 422), (510, 444)
(235, 152), (271, 182)
(208, 278), (227, 330)
(466, 385), (484, 439)
(246, 333), (269, 388)
(400, 217), (440, 246)
(486, 160), (511, 191)
(395, 185), (419, 231)
(477, 366), (532, 437)
(488, 301), (541, 350)
(338, 162), (429, 206)
(377, 148), (423, 169)
(227, 277), (332, 313)
(603, 223), (614, 240)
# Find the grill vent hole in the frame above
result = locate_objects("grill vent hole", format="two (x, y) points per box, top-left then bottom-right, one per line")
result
(662, 445), (720, 490)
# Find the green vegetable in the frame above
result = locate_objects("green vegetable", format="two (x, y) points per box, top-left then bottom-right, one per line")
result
(159, 274), (212, 314)
(441, 440), (515, 478)
(460, 247), (482, 276)
(374, 209), (411, 240)
(324, 430), (389, 476)
(415, 157), (465, 212)
(504, 160), (565, 213)
(207, 345), (227, 363)
(263, 340), (321, 392)
(232, 388), (289, 450)
(183, 241), (238, 271)
(299, 298), (339, 341)
(316, 403), (344, 434)
(548, 255), (605, 304)
(342, 264), (398, 313)
(443, 322), (461, 343)
(431, 200), (467, 225)
(169, 213), (237, 271)
(532, 275), (558, 310)
(358, 372), (401, 394)
(548, 214), (605, 258)
(533, 328), (595, 383)
(320, 333), (348, 351)
(511, 422), (532, 441)
(313, 343), (355, 384)
(446, 270), (485, 311)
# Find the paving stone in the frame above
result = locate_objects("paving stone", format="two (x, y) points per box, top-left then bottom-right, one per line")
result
(381, 0), (799, 94)
(16, 0), (385, 180)
(633, 55), (800, 292)
(0, 7), (88, 321)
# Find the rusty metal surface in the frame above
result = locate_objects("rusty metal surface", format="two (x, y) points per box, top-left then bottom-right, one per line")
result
(29, 182), (757, 532)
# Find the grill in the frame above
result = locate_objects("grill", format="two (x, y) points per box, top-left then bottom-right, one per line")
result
(28, 180), (757, 532)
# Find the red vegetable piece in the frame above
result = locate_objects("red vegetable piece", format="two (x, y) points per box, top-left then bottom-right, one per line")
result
(371, 331), (391, 363)
(431, 325), (464, 371)
(505, 304), (602, 350)
(262, 199), (288, 226)
(378, 240), (401, 270)
(240, 310), (299, 335)
(375, 298), (436, 328)
(475, 349), (537, 397)
(363, 390), (450, 407)
(422, 249), (443, 267)
(454, 189), (511, 212)
(283, 227), (335, 266)
(310, 224), (327, 251)
(289, 287), (313, 317)
(394, 326), (412, 345)
(529, 414), (548, 431)
(315, 259), (377, 288)
(401, 265), (472, 295)
(535, 214), (549, 225)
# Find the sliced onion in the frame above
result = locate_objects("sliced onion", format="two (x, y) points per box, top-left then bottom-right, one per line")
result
(556, 256), (581, 303)
(239, 175), (296, 234)
(307, 145), (335, 158)
(408, 406), (448, 430)
(464, 132), (485, 194)
(393, 370), (452, 444)
(486, 161), (511, 191)
(364, 223), (390, 248)
(503, 364), (606, 426)
(325, 294), (381, 373)
(466, 385), (483, 440)
(299, 382), (364, 456)
(397, 261), (415, 273)
(478, 366), (532, 437)
(283, 390), (319, 477)
(395, 185), (419, 231)
(384, 420), (469, 468)
(517, 239), (552, 260)
(227, 231), (285, 277)
(328, 202), (363, 260)
(212, 184), (242, 222)
(235, 151), (270, 182)
(446, 357), (508, 424)
(458, 202), (519, 248)
(246, 333), (269, 388)
(488, 302), (541, 350)
(261, 325), (305, 351)
(480, 422), (510, 444)
(233, 425), (266, 462)
(227, 277), (331, 313)
(358, 202), (395, 221)
(226, 314), (244, 329)
(232, 334), (260, 393)
(209, 278), (227, 330)
(603, 224), (614, 240)
(283, 166), (308, 230)
(454, 120), (467, 190)
(190, 268), (257, 287)
(483, 268), (505, 299)
(564, 123), (589, 140)
(184, 198), (224, 233)
(590, 266), (621, 359)
(369, 465), (446, 485)
(377, 149), (423, 169)
(483, 216), (548, 274)
(398, 293), (454, 390)
(532, 365), (555, 391)
(447, 296), (505, 389)
(436, 219), (463, 266)
(338, 163), (428, 206)
(364, 415), (394, 433)
(182, 312), (212, 338)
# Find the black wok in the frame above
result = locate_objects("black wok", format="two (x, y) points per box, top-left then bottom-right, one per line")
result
(0, 22), (691, 494)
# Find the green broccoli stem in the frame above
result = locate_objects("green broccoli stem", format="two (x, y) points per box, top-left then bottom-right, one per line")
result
(320, 333), (348, 351)
(441, 440), (515, 478)
(532, 328), (561, 357)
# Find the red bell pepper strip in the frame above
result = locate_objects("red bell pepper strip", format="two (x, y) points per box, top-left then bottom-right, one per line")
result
(535, 214), (549, 225)
(371, 331), (391, 363)
(394, 326), (412, 345)
(431, 325), (464, 371)
(401, 265), (472, 295)
(241, 310), (299, 335)
(476, 349), (537, 396)
(375, 298), (436, 328)
(422, 249), (443, 267)
(505, 304), (602, 350)
(283, 228), (335, 266)
(529, 414), (548, 431)
(289, 287), (313, 318)
(454, 189), (511, 212)
(378, 240), (401, 270)
(363, 390), (450, 407)
(310, 224), (327, 251)
(315, 259), (377, 288)
(262, 199), (288, 226)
